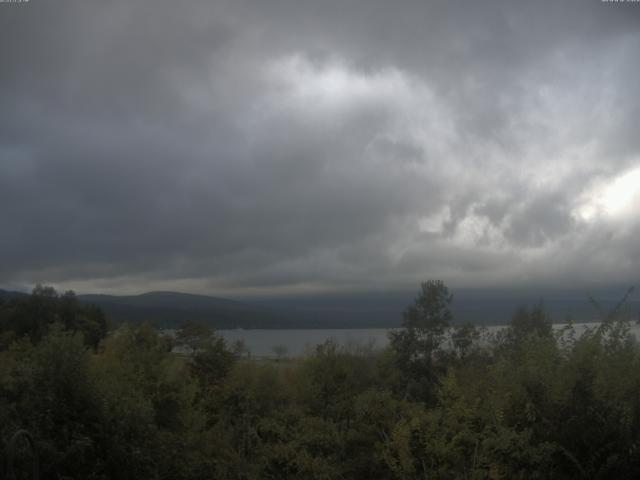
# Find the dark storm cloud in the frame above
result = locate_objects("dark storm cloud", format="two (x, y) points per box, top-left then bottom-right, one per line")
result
(1, 0), (640, 294)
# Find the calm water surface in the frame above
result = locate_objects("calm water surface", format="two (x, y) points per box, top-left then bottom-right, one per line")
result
(217, 322), (640, 357)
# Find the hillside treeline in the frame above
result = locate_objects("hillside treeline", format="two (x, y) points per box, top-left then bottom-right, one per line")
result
(2, 282), (640, 479)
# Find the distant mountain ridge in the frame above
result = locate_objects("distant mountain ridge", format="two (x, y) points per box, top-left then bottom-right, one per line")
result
(2, 288), (638, 329)
(1, 288), (400, 328)
(0, 289), (28, 300)
(80, 291), (250, 311)
(76, 291), (403, 329)
(77, 291), (302, 329)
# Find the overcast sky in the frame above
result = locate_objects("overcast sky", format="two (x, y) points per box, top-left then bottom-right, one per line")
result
(1, 0), (640, 296)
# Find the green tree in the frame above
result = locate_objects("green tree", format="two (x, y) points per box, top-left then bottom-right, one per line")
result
(388, 280), (453, 402)
(175, 320), (214, 354)
(0, 327), (102, 478)
(59, 290), (108, 349)
(174, 320), (237, 389)
(94, 323), (212, 480)
(451, 322), (481, 359)
(190, 336), (237, 390)
(0, 285), (107, 349)
(498, 303), (553, 353)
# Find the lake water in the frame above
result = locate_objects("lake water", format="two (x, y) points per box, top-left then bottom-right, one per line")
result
(218, 328), (391, 357)
(217, 322), (640, 358)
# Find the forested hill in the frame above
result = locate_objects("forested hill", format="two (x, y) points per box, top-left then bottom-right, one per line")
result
(2, 289), (404, 329)
(2, 288), (637, 329)
(0, 289), (28, 301)
(77, 291), (311, 329)
(77, 291), (404, 329)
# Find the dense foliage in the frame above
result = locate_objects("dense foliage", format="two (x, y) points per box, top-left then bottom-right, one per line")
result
(0, 285), (108, 350)
(2, 284), (640, 479)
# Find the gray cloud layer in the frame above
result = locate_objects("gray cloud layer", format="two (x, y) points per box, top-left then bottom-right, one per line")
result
(1, 0), (640, 295)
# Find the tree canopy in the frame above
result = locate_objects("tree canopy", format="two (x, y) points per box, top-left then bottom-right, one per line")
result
(3, 282), (640, 479)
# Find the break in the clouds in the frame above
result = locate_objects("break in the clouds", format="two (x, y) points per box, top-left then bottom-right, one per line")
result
(1, 0), (640, 295)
